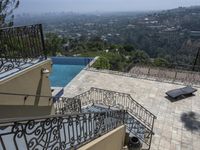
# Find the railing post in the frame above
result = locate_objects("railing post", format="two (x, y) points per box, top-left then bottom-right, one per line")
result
(174, 70), (177, 82)
(193, 47), (200, 71)
(39, 24), (47, 59)
(79, 98), (82, 113)
(148, 116), (155, 150)
(123, 110), (127, 124)
(148, 67), (150, 76)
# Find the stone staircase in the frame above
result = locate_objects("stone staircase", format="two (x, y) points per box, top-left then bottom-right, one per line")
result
(73, 87), (156, 150)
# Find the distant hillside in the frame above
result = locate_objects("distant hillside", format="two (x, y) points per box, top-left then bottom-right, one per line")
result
(144, 6), (200, 30)
(14, 6), (200, 67)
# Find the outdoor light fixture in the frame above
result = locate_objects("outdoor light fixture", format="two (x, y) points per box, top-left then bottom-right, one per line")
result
(41, 68), (50, 77)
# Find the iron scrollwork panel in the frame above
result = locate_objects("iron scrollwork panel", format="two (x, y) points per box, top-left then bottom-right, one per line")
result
(74, 87), (156, 130)
(0, 24), (46, 75)
(125, 113), (153, 148)
(0, 110), (124, 150)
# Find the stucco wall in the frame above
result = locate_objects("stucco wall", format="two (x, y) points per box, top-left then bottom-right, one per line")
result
(0, 60), (54, 119)
(78, 125), (126, 150)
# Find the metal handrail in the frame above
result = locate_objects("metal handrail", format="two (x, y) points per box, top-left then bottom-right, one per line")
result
(87, 66), (200, 87)
(74, 87), (156, 130)
(0, 89), (156, 149)
(128, 94), (156, 119)
(131, 65), (200, 84)
(126, 95), (156, 130)
(72, 88), (156, 149)
(0, 24), (47, 75)
(0, 110), (125, 150)
(125, 112), (154, 148)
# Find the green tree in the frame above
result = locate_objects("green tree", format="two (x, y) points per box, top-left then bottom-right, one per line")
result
(93, 56), (110, 69)
(131, 50), (150, 64)
(0, 0), (20, 27)
(153, 58), (169, 67)
(123, 45), (135, 52)
(45, 33), (63, 56)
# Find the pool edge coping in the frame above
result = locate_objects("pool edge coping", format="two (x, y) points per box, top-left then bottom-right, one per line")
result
(51, 57), (98, 97)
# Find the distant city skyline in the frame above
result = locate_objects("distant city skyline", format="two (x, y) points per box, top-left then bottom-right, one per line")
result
(15, 0), (200, 14)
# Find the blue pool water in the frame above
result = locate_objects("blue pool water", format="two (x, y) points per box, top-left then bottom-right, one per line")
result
(49, 57), (93, 87)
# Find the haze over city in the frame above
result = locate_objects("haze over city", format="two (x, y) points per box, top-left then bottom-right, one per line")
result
(16, 0), (200, 14)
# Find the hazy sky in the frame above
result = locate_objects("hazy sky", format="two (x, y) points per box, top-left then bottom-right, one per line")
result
(15, 0), (200, 14)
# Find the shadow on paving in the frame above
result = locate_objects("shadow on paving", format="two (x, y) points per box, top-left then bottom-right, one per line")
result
(181, 111), (200, 132)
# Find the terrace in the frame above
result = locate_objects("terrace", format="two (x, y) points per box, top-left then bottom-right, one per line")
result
(0, 24), (199, 150)
(63, 69), (200, 150)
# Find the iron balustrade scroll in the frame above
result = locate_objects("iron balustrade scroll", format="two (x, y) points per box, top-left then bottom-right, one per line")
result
(74, 87), (156, 131)
(0, 110), (125, 150)
(72, 87), (156, 149)
(54, 97), (82, 114)
(0, 24), (46, 75)
(125, 113), (154, 150)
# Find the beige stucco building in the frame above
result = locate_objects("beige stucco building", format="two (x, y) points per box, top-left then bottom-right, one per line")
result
(0, 59), (54, 118)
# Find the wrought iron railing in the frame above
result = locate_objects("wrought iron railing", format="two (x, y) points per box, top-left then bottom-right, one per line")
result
(87, 65), (200, 86)
(72, 87), (156, 149)
(74, 87), (156, 130)
(54, 97), (81, 114)
(0, 110), (125, 150)
(0, 89), (155, 149)
(125, 113), (154, 150)
(130, 65), (200, 85)
(0, 24), (46, 76)
(82, 104), (154, 149)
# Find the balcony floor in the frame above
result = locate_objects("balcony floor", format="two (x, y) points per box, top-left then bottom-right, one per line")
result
(0, 59), (47, 81)
(63, 69), (200, 150)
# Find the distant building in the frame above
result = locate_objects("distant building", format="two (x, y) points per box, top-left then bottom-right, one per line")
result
(127, 24), (136, 28)
(190, 31), (200, 38)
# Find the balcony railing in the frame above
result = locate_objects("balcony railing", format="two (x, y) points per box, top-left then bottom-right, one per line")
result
(74, 87), (156, 130)
(0, 24), (47, 76)
(130, 65), (200, 85)
(0, 89), (156, 150)
(54, 97), (82, 114)
(0, 110), (125, 150)
(72, 87), (156, 149)
(87, 64), (200, 86)
(125, 113), (154, 149)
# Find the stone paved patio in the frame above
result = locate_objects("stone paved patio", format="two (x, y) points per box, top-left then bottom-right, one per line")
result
(63, 70), (200, 150)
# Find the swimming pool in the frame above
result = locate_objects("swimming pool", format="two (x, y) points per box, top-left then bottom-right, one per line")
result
(49, 57), (93, 87)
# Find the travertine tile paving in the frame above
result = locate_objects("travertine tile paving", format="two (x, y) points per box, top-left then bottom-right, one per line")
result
(63, 70), (200, 150)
